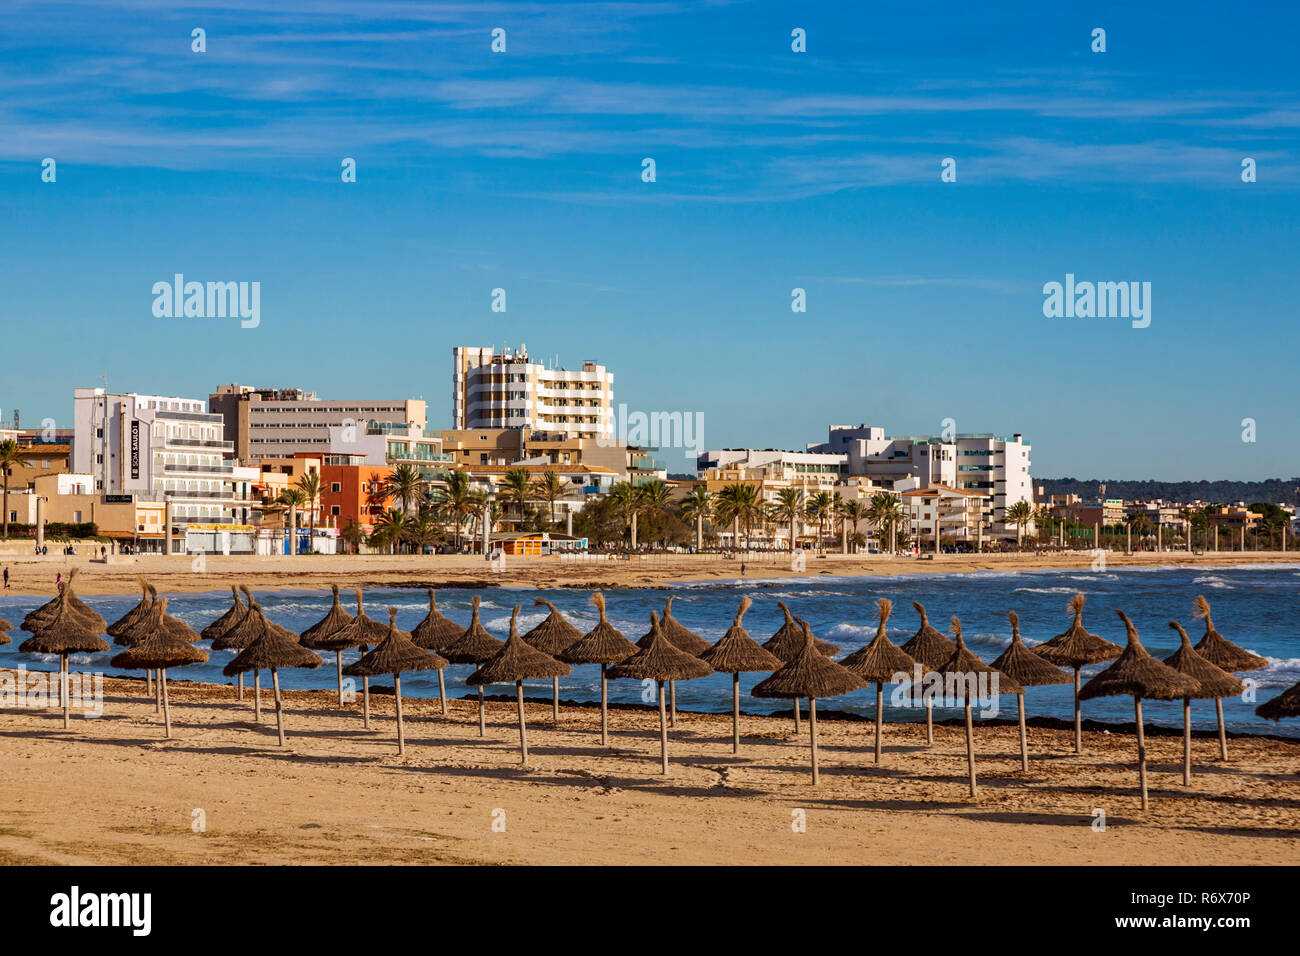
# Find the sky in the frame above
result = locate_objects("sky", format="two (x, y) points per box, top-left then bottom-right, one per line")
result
(0, 0), (1297, 479)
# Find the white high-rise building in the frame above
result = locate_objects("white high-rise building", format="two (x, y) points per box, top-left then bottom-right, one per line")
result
(452, 345), (613, 439)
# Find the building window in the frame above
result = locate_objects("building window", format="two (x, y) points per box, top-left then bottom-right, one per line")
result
(331, 482), (341, 493)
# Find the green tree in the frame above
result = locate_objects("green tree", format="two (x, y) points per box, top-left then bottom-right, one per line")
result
(501, 467), (535, 529)
(295, 470), (322, 540)
(536, 470), (565, 529)
(378, 463), (426, 514)
(373, 507), (411, 554)
(804, 490), (834, 553)
(772, 487), (804, 552)
(433, 469), (475, 549)
(841, 499), (866, 554)
(340, 519), (366, 555)
(678, 486), (713, 551)
(1005, 499), (1034, 549)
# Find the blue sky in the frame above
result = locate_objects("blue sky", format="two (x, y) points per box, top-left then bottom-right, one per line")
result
(1, 0), (1297, 479)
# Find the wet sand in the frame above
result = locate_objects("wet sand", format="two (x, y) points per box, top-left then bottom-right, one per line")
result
(1, 670), (1296, 865)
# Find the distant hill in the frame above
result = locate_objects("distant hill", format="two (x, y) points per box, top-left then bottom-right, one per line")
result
(1036, 478), (1300, 506)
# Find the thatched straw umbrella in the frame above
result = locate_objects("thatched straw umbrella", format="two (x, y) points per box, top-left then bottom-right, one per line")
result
(108, 578), (153, 639)
(753, 617), (865, 784)
(1256, 681), (1300, 721)
(18, 588), (109, 728)
(199, 585), (243, 642)
(146, 585), (202, 643)
(608, 612), (712, 773)
(467, 606), (571, 764)
(840, 599), (916, 764)
(1032, 593), (1122, 754)
(1191, 595), (1267, 760)
(1163, 621), (1244, 784)
(344, 608), (446, 755)
(211, 585), (268, 712)
(23, 573), (106, 635)
(558, 592), (637, 746)
(900, 600), (956, 745)
(698, 597), (781, 753)
(310, 588), (388, 727)
(763, 600), (839, 733)
(110, 598), (209, 738)
(1079, 610), (1199, 810)
(523, 597), (582, 722)
(660, 595), (710, 728)
(411, 589), (462, 716)
(0, 614), (11, 636)
(937, 617), (1023, 797)
(299, 584), (355, 707)
(439, 595), (504, 737)
(223, 602), (323, 746)
(989, 611), (1070, 771)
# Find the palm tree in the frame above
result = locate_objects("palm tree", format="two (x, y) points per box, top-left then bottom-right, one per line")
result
(0, 438), (31, 539)
(715, 483), (762, 552)
(867, 491), (906, 553)
(408, 511), (442, 554)
(805, 490), (833, 553)
(772, 487), (804, 552)
(679, 486), (713, 551)
(501, 467), (534, 529)
(277, 488), (307, 553)
(340, 519), (366, 555)
(373, 507), (412, 554)
(608, 482), (643, 548)
(433, 470), (475, 549)
(535, 470), (565, 529)
(378, 463), (426, 514)
(1005, 499), (1033, 549)
(841, 499), (866, 554)
(295, 470), (321, 539)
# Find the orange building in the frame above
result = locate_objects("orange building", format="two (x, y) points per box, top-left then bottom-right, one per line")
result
(320, 460), (392, 535)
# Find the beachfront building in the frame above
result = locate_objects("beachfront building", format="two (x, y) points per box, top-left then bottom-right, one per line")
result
(697, 449), (848, 491)
(325, 422), (454, 481)
(900, 485), (990, 550)
(452, 345), (613, 439)
(210, 384), (427, 461)
(72, 387), (251, 552)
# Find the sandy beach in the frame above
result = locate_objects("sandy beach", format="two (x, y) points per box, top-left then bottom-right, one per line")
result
(1, 671), (1295, 865)
(1, 549), (1297, 598)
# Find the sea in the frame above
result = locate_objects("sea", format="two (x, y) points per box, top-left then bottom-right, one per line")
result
(3, 563), (1297, 738)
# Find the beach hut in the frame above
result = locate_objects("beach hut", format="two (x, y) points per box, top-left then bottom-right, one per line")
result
(608, 612), (712, 774)
(1079, 610), (1199, 810)
(299, 584), (355, 707)
(439, 595), (505, 737)
(753, 618), (865, 784)
(660, 596), (711, 728)
(108, 578), (153, 639)
(1032, 594), (1122, 754)
(900, 600), (956, 745)
(763, 601), (839, 733)
(939, 617), (1023, 796)
(110, 598), (209, 738)
(558, 592), (637, 746)
(839, 599), (916, 764)
(467, 607), (571, 764)
(1256, 681), (1300, 721)
(989, 611), (1070, 771)
(411, 589), (462, 716)
(344, 609), (446, 755)
(1163, 621), (1244, 784)
(18, 587), (109, 728)
(1191, 595), (1268, 760)
(224, 603), (323, 747)
(698, 597), (781, 753)
(522, 598), (583, 722)
(314, 589), (389, 728)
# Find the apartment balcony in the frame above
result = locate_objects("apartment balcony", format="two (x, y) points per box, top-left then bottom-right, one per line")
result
(163, 463), (235, 475)
(163, 437), (234, 451)
(156, 410), (225, 424)
(163, 489), (236, 500)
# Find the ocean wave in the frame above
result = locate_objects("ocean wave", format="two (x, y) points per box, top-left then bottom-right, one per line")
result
(1012, 586), (1077, 594)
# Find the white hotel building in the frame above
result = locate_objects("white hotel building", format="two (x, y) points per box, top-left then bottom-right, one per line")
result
(73, 388), (246, 549)
(452, 345), (613, 439)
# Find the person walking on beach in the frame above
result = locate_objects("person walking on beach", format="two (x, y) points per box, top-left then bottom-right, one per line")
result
(55, 571), (62, 585)
(2, 566), (8, 588)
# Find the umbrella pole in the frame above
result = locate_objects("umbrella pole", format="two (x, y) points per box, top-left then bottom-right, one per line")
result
(1135, 697), (1148, 811)
(964, 700), (976, 797)
(793, 696), (801, 735)
(517, 681), (528, 764)
(732, 672), (740, 754)
(147, 668), (153, 698)
(552, 676), (560, 723)
(600, 663), (609, 746)
(925, 699), (934, 746)
(254, 669), (261, 722)
(657, 680), (668, 774)
(809, 697), (819, 785)
(874, 683), (884, 764)
(669, 680), (676, 728)
(477, 685), (485, 737)
(438, 669), (448, 716)
(154, 670), (162, 714)
(1073, 668), (1082, 754)
(273, 669), (285, 747)
(336, 651), (343, 707)
(62, 655), (70, 729)
(237, 672), (243, 701)
(1182, 698), (1191, 785)
(395, 674), (405, 756)
(1017, 694), (1029, 772)
(363, 676), (371, 729)
(1215, 698), (1228, 760)
(161, 669), (172, 739)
